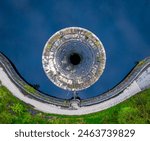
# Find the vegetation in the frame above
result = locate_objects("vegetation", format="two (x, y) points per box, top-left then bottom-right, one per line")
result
(23, 84), (36, 94)
(0, 85), (150, 124)
(137, 60), (145, 67)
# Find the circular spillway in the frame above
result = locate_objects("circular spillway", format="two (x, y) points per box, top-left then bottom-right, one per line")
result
(42, 27), (106, 91)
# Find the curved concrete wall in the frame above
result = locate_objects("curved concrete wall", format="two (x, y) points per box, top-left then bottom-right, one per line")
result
(0, 52), (150, 115)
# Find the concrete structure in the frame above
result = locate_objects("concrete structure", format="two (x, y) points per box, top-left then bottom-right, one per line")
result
(42, 27), (106, 91)
(0, 53), (150, 115)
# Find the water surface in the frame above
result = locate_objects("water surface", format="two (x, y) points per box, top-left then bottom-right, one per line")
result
(0, 0), (150, 99)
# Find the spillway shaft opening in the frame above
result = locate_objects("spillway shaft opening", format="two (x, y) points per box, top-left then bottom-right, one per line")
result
(69, 53), (81, 65)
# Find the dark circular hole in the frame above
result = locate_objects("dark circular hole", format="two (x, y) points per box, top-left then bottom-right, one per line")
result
(69, 53), (81, 65)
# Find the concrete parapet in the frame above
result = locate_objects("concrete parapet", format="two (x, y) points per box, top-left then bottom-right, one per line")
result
(0, 52), (150, 115)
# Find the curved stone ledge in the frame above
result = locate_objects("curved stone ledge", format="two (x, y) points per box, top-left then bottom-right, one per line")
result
(0, 52), (150, 115)
(0, 53), (70, 108)
(81, 57), (150, 106)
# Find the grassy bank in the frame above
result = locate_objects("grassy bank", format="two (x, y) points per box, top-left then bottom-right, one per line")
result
(0, 85), (150, 124)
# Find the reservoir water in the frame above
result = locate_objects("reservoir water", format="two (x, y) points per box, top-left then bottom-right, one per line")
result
(0, 0), (150, 99)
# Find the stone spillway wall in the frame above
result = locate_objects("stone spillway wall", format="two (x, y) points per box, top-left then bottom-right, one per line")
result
(81, 57), (150, 106)
(0, 52), (150, 115)
(0, 53), (70, 108)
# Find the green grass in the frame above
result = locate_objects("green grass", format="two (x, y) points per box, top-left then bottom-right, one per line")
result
(0, 85), (150, 124)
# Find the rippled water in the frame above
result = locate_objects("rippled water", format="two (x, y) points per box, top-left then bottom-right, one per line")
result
(0, 0), (150, 99)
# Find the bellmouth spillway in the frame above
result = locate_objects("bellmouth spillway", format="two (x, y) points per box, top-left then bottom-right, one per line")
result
(42, 27), (106, 92)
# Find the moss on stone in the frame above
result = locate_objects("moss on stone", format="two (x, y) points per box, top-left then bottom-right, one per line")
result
(24, 84), (36, 94)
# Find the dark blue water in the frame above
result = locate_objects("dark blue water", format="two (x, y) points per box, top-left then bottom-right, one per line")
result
(0, 0), (150, 99)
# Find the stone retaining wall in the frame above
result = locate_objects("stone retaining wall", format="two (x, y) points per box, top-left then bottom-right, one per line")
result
(0, 52), (150, 109)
